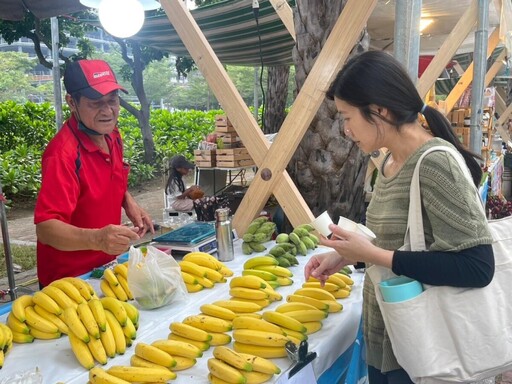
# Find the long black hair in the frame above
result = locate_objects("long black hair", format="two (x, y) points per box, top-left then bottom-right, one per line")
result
(327, 50), (482, 187)
(166, 167), (185, 195)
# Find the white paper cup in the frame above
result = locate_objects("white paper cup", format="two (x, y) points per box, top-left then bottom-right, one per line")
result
(337, 216), (358, 232)
(356, 223), (376, 242)
(310, 211), (334, 237)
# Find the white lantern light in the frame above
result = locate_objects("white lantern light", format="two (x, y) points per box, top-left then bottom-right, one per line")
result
(98, 0), (145, 38)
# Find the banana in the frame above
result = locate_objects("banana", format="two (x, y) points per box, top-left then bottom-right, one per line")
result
(208, 357), (247, 384)
(253, 265), (292, 278)
(212, 300), (261, 313)
(88, 335), (108, 365)
(200, 304), (237, 321)
(209, 332), (232, 346)
(281, 327), (307, 341)
(183, 253), (220, 271)
(25, 305), (59, 333)
(120, 301), (139, 328)
(105, 310), (126, 355)
(288, 232), (301, 246)
(115, 274), (133, 301)
(100, 279), (117, 299)
(100, 321), (117, 358)
(113, 263), (128, 280)
(229, 287), (268, 301)
(242, 242), (254, 255)
(186, 283), (204, 293)
(294, 287), (336, 301)
(213, 345), (253, 371)
(89, 366), (130, 384)
(77, 302), (101, 339)
(125, 335), (133, 348)
(284, 309), (328, 322)
(0, 350), (4, 369)
(229, 276), (267, 290)
(233, 329), (290, 347)
(102, 268), (119, 287)
(10, 294), (33, 323)
(202, 267), (224, 283)
(42, 285), (77, 310)
(62, 277), (94, 301)
(108, 278), (129, 302)
(334, 272), (354, 285)
(107, 365), (176, 382)
(286, 294), (330, 311)
(268, 246), (286, 257)
(243, 256), (278, 270)
(321, 299), (344, 313)
(167, 333), (210, 351)
(276, 302), (319, 313)
(332, 289), (351, 299)
(179, 260), (207, 277)
(218, 265), (234, 277)
(134, 342), (176, 369)
(68, 331), (95, 369)
(173, 355), (197, 370)
(88, 299), (107, 332)
(152, 338), (203, 358)
(6, 313), (30, 334)
(11, 331), (34, 344)
(0, 322), (7, 351)
(229, 297), (270, 309)
(302, 281), (339, 292)
(100, 297), (127, 326)
(261, 286), (282, 302)
(262, 311), (306, 333)
(29, 327), (61, 340)
(122, 317), (137, 340)
(32, 291), (62, 316)
(130, 354), (169, 370)
(238, 352), (281, 374)
(242, 269), (277, 281)
(169, 322), (212, 342)
(301, 236), (316, 250)
(50, 279), (84, 304)
(0, 323), (13, 350)
(241, 370), (274, 384)
(275, 233), (289, 243)
(266, 280), (281, 290)
(181, 271), (198, 285)
(62, 307), (90, 343)
(195, 275), (215, 288)
(183, 314), (232, 333)
(233, 312), (262, 319)
(185, 251), (223, 268)
(275, 276), (294, 286)
(233, 342), (287, 358)
(308, 275), (346, 289)
(303, 321), (323, 334)
(232, 316), (285, 335)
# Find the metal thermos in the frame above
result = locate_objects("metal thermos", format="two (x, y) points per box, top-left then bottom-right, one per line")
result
(215, 208), (234, 262)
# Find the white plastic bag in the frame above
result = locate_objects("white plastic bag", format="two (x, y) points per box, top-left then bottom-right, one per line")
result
(127, 245), (188, 309)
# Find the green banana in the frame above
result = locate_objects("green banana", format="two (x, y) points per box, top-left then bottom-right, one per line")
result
(292, 227), (310, 238)
(246, 222), (262, 234)
(308, 234), (320, 246)
(275, 233), (289, 243)
(253, 233), (268, 243)
(288, 232), (301, 246)
(276, 257), (291, 268)
(242, 233), (255, 243)
(297, 224), (315, 232)
(248, 242), (267, 253)
(268, 246), (285, 257)
(297, 241), (308, 256)
(302, 237), (316, 250)
(242, 242), (254, 255)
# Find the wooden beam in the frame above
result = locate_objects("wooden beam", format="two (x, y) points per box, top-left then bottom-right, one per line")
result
(268, 0), (295, 41)
(444, 27), (500, 114)
(496, 103), (512, 143)
(496, 92), (506, 116)
(233, 0), (379, 233)
(417, 0), (478, 98)
(485, 48), (506, 85)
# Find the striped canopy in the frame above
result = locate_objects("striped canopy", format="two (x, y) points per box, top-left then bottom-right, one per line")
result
(130, 0), (296, 66)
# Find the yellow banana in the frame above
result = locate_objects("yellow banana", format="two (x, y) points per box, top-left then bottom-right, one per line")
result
(229, 287), (269, 301)
(303, 321), (323, 334)
(238, 352), (281, 374)
(186, 282), (204, 293)
(108, 278), (129, 302)
(0, 350), (4, 369)
(284, 309), (328, 322)
(213, 345), (253, 371)
(130, 354), (170, 370)
(115, 274), (133, 301)
(89, 366), (130, 384)
(295, 287), (336, 301)
(302, 281), (339, 292)
(230, 297), (270, 309)
(50, 279), (84, 304)
(334, 272), (354, 285)
(212, 300), (261, 313)
(233, 342), (287, 358)
(102, 268), (119, 287)
(332, 289), (351, 299)
(25, 305), (59, 333)
(195, 275), (215, 288)
(281, 327), (307, 341)
(62, 277), (94, 301)
(208, 357), (247, 384)
(167, 333), (210, 351)
(242, 269), (277, 281)
(321, 299), (344, 312)
(100, 320), (117, 358)
(183, 314), (232, 333)
(233, 312), (262, 319)
(184, 251), (223, 268)
(200, 303), (237, 321)
(29, 327), (61, 340)
(100, 279), (117, 299)
(276, 302), (319, 313)
(6, 313), (30, 334)
(0, 322), (13, 350)
(253, 265), (292, 277)
(32, 291), (62, 316)
(100, 297), (127, 326)
(275, 276), (294, 286)
(209, 331), (232, 346)
(172, 355), (197, 370)
(107, 365), (176, 382)
(179, 260), (207, 277)
(208, 373), (232, 384)
(134, 342), (176, 369)
(181, 271), (198, 285)
(151, 338), (203, 358)
(68, 331), (95, 369)
(31, 303), (70, 335)
(0, 324), (6, 351)
(62, 307), (90, 343)
(113, 263), (128, 280)
(232, 316), (285, 335)
(88, 335), (108, 365)
(286, 294), (329, 311)
(262, 311), (306, 333)
(122, 316), (137, 340)
(183, 253), (220, 271)
(42, 285), (77, 310)
(125, 334), (133, 348)
(105, 310), (126, 355)
(261, 286), (282, 302)
(88, 299), (107, 332)
(11, 331), (34, 344)
(243, 256), (278, 270)
(308, 275), (347, 289)
(219, 265), (234, 277)
(233, 329), (290, 347)
(229, 276), (266, 290)
(169, 322), (212, 342)
(77, 302), (101, 339)
(241, 370), (274, 384)
(10, 294), (33, 323)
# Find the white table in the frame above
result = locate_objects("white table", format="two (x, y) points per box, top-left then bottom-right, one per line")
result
(0, 240), (364, 384)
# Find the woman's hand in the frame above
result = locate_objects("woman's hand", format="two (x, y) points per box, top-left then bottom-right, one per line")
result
(304, 250), (351, 284)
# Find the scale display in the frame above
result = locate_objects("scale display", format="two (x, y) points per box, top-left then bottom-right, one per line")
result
(152, 221), (215, 245)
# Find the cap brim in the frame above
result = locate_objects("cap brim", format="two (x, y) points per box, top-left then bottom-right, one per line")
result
(80, 82), (128, 100)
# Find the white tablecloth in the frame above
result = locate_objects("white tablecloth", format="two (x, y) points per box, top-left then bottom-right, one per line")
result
(0, 240), (364, 384)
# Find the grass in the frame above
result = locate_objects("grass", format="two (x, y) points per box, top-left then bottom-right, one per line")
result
(0, 244), (37, 279)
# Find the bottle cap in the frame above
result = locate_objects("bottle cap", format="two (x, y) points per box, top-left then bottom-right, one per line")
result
(215, 208), (230, 221)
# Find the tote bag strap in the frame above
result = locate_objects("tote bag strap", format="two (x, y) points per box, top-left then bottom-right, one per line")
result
(407, 145), (485, 251)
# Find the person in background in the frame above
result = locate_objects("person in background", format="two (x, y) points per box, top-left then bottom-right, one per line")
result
(34, 59), (154, 287)
(165, 155), (204, 212)
(304, 51), (494, 384)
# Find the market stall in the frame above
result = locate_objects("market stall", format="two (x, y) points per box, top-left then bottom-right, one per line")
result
(0, 239), (365, 384)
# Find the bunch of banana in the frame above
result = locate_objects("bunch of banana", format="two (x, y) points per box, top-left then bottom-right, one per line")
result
(179, 256), (227, 293)
(168, 321), (213, 352)
(149, 339), (202, 370)
(242, 256), (294, 288)
(208, 345), (281, 384)
(230, 275), (282, 305)
(266, 243), (299, 268)
(182, 314), (232, 346)
(274, 224), (320, 257)
(100, 264), (133, 302)
(304, 272), (354, 300)
(0, 323), (13, 368)
(287, 286), (344, 314)
(183, 252), (234, 277)
(241, 217), (277, 255)
(89, 364), (176, 384)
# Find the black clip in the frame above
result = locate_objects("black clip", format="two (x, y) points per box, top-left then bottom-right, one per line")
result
(287, 340), (317, 379)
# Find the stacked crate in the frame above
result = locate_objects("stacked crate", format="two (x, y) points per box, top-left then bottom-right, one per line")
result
(213, 115), (255, 167)
(449, 108), (470, 148)
(215, 115), (241, 148)
(194, 149), (216, 167)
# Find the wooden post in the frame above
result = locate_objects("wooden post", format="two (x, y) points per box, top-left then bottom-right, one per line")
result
(268, 0), (295, 41)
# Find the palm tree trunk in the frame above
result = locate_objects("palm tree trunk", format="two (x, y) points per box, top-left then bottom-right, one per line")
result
(264, 65), (290, 134)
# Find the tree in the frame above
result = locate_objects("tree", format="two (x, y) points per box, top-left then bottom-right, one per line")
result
(0, 52), (40, 103)
(264, 65), (290, 134)
(288, 0), (370, 223)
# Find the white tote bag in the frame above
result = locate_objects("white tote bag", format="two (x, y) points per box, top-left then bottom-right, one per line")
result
(367, 146), (512, 383)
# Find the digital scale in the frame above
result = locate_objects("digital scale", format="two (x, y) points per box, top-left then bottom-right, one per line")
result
(151, 221), (218, 257)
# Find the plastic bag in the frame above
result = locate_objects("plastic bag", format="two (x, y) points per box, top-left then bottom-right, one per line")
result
(127, 245), (188, 309)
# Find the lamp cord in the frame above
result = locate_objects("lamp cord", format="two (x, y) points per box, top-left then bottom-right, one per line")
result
(253, 0), (265, 131)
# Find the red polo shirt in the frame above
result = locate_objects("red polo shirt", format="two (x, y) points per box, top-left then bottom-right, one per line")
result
(34, 115), (129, 286)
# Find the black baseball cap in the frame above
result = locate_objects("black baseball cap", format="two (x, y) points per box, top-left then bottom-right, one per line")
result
(64, 59), (127, 100)
(171, 155), (195, 170)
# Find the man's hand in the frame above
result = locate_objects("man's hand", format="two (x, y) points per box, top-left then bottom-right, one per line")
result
(93, 224), (140, 255)
(123, 192), (155, 237)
